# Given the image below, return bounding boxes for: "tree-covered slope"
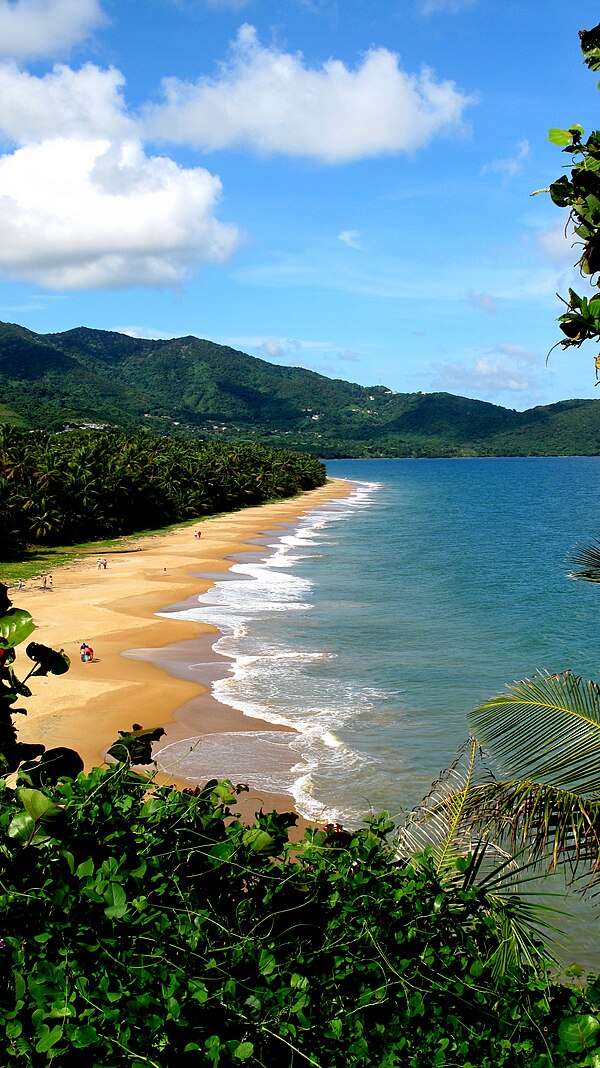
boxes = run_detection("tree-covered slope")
[2,320,600,456]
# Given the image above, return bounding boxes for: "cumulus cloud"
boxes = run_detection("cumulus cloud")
[145,23,474,163]
[467,290,497,314]
[0,0,106,60]
[337,229,362,249]
[481,139,530,178]
[0,137,239,288]
[0,60,240,289]
[0,62,132,144]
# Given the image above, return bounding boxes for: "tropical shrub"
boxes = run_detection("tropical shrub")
[3,768,600,1068]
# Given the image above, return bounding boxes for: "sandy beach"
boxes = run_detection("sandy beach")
[9,478,351,821]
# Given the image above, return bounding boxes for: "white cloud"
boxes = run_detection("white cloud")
[0,61,240,289]
[421,0,476,14]
[145,23,474,163]
[260,337,301,359]
[534,219,578,264]
[430,342,546,400]
[337,229,362,249]
[481,139,530,178]
[0,0,106,60]
[118,326,184,340]
[435,356,532,395]
[0,137,239,288]
[0,62,132,144]
[338,349,360,362]
[495,342,543,365]
[467,290,497,314]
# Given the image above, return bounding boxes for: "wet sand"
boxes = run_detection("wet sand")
[11,479,351,822]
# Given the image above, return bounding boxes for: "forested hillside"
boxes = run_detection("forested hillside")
[2,320,600,456]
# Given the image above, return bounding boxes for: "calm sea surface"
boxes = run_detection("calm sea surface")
[155,456,600,966]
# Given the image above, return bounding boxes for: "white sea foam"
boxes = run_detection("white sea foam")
[153,478,383,822]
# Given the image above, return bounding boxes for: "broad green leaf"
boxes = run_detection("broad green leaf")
[25,642,70,676]
[17,788,62,822]
[0,609,34,649]
[559,1015,600,1052]
[259,949,276,976]
[7,812,35,840]
[72,1025,98,1048]
[35,1025,63,1053]
[242,827,276,853]
[75,857,95,879]
[549,127,574,146]
[103,882,127,919]
[233,1042,254,1061]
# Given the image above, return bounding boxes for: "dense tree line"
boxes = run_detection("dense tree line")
[0,425,326,557]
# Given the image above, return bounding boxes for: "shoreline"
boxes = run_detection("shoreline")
[11,478,352,822]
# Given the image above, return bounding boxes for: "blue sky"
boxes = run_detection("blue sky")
[0,0,599,410]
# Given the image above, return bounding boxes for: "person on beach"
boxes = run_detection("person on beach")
[41,576,47,590]
[80,643,93,663]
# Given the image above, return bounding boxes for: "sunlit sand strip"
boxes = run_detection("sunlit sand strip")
[11,479,351,820]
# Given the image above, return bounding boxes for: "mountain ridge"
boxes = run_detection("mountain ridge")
[1,320,599,457]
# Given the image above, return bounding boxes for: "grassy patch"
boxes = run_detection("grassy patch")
[0,519,201,586]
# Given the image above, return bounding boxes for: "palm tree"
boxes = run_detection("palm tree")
[462,671,600,888]
[432,539,600,895]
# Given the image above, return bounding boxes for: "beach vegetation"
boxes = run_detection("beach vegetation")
[4,759,600,1068]
[543,23,600,374]
[0,425,326,559]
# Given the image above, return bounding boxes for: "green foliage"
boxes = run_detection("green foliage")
[1,767,599,1068]
[0,425,326,554]
[546,24,600,372]
[0,588,77,778]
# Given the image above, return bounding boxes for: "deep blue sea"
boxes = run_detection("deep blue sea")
[154,456,600,966]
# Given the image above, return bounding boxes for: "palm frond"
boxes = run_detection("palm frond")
[569,536,600,582]
[458,778,600,881]
[467,671,600,797]
[395,739,500,866]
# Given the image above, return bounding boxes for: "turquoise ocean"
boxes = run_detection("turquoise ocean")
[156,456,600,821]
[154,456,600,966]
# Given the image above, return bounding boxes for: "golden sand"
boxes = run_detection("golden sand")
[11,479,351,820]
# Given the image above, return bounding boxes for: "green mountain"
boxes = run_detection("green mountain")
[1,319,600,457]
